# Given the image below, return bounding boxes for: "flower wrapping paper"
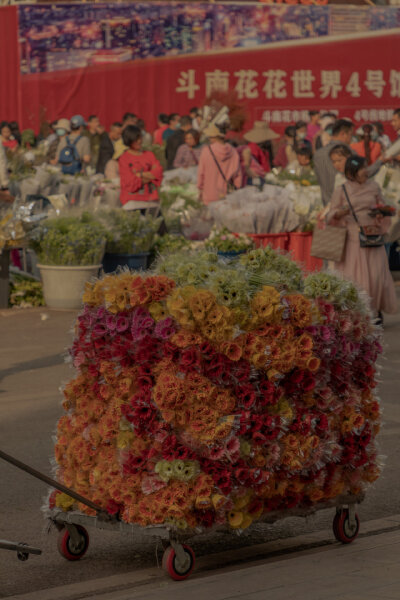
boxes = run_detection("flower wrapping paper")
[51,249,383,532]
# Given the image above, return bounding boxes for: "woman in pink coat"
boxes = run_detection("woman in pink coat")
[327,155,397,323]
[197,124,242,205]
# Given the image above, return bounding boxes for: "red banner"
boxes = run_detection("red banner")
[18,32,400,133]
[0,7,21,124]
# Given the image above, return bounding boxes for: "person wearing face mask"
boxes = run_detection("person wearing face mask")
[351,124,381,166]
[327,155,397,323]
[295,121,312,151]
[48,118,70,164]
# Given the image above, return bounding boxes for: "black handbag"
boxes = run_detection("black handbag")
[342,184,385,248]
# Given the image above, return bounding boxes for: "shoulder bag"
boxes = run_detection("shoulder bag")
[310,221,347,263]
[310,200,347,263]
[342,184,385,248]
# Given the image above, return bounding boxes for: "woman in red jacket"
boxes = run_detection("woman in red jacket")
[119,125,163,206]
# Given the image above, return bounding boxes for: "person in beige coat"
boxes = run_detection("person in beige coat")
[327,155,397,323]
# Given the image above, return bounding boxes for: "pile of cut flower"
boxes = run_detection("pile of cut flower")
[51,247,382,532]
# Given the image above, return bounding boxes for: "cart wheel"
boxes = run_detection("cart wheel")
[162,544,195,581]
[57,525,89,560]
[17,544,29,562]
[333,509,360,544]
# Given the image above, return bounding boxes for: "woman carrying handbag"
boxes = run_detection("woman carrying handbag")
[327,155,397,324]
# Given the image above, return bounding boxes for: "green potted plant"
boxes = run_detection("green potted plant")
[100,209,162,273]
[30,212,106,309]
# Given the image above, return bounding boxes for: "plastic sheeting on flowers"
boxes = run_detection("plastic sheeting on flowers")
[209,185,300,234]
[162,167,198,186]
[50,247,383,532]
[0,196,50,253]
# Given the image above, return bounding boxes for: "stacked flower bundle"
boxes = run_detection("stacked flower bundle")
[52,248,382,532]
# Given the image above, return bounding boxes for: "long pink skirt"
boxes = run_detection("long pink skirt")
[335,236,398,314]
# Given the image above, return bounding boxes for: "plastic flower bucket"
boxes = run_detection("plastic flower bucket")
[102,252,151,273]
[38,264,101,309]
[288,232,322,272]
[248,233,289,251]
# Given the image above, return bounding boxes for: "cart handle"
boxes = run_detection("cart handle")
[0,539,42,557]
[0,448,114,520]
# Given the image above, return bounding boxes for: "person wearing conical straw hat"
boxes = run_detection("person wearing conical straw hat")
[241,121,279,183]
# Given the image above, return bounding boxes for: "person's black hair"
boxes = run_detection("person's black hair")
[0,121,10,131]
[9,121,20,132]
[373,121,384,136]
[137,118,145,130]
[158,113,169,125]
[329,143,352,158]
[332,119,353,137]
[360,124,373,165]
[111,121,123,128]
[296,145,312,159]
[50,120,58,129]
[295,120,307,130]
[285,125,297,138]
[87,115,97,122]
[216,122,230,136]
[259,140,274,169]
[189,107,198,115]
[185,128,200,145]
[309,110,319,117]
[122,112,137,123]
[393,108,400,118]
[71,124,80,132]
[344,155,366,181]
[168,113,179,124]
[180,115,192,128]
[122,125,142,148]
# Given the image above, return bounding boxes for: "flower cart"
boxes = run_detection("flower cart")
[3,247,382,581]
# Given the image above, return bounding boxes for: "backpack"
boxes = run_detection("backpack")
[59,136,82,175]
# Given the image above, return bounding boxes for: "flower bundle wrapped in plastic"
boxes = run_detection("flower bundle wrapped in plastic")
[205,227,254,254]
[51,248,383,532]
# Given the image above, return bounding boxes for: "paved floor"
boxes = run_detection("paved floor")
[7,519,400,600]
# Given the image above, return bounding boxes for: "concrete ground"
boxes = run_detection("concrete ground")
[0,298,400,599]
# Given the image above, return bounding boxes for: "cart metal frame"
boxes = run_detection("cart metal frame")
[0,447,363,578]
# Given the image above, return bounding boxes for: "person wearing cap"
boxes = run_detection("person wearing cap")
[242,121,279,181]
[56,115,91,168]
[197,123,242,205]
[48,118,70,164]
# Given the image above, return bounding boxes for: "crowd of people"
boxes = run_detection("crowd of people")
[0,106,399,322]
